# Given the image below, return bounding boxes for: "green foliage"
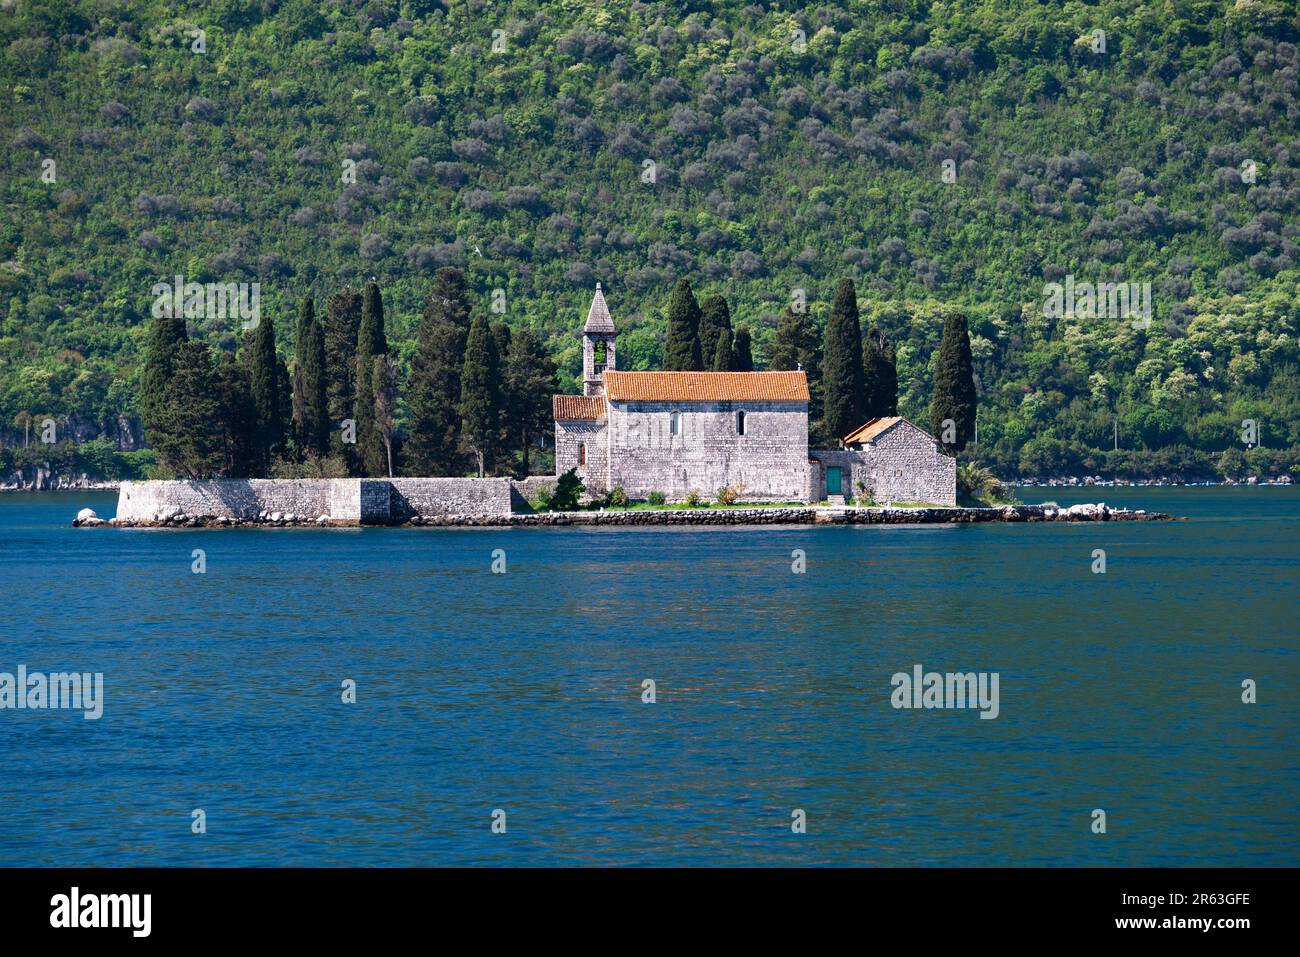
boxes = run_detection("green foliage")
[503,327,557,476]
[684,489,702,507]
[732,327,754,372]
[458,311,501,476]
[354,282,388,476]
[664,279,703,371]
[551,467,584,511]
[249,311,287,472]
[931,313,977,454]
[646,490,666,506]
[605,485,629,507]
[405,268,472,475]
[2,2,1300,480]
[863,327,898,417]
[293,297,329,457]
[698,295,732,372]
[822,277,865,441]
[150,341,224,478]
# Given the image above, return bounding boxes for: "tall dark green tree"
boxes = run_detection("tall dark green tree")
[863,326,898,417]
[151,341,224,478]
[139,306,188,438]
[732,326,754,372]
[323,286,362,458]
[458,311,501,477]
[698,295,732,370]
[406,268,473,475]
[663,279,703,371]
[712,324,734,371]
[504,328,558,476]
[212,351,255,476]
[249,312,288,472]
[767,304,823,425]
[821,277,865,442]
[354,282,388,476]
[930,312,978,453]
[292,297,329,457]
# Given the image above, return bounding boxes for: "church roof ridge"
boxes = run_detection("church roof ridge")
[603,370,810,403]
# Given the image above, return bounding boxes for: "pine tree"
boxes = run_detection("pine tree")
[712,324,733,371]
[698,295,732,370]
[151,341,224,479]
[354,282,388,476]
[504,328,558,476]
[406,268,473,475]
[821,277,865,442]
[323,286,362,458]
[139,306,188,439]
[663,279,703,371]
[249,311,287,473]
[930,312,977,454]
[732,326,754,372]
[292,297,329,457]
[458,312,501,477]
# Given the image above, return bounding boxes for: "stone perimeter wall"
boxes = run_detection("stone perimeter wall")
[116,478,512,524]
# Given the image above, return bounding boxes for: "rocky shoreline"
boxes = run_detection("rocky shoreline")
[75,502,1173,528]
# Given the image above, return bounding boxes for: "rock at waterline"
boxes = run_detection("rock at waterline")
[73,507,103,527]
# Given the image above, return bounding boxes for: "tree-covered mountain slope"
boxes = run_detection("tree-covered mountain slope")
[2,0,1298,478]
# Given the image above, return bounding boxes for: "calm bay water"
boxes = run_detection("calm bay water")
[0,487,1295,866]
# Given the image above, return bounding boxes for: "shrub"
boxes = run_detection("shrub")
[606,486,629,507]
[647,490,666,506]
[550,468,584,510]
[684,489,702,507]
[716,483,744,505]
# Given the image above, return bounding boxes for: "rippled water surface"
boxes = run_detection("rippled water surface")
[1,487,1295,866]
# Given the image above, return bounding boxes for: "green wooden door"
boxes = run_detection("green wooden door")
[826,466,842,495]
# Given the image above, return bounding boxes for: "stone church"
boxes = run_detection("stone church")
[553,286,955,505]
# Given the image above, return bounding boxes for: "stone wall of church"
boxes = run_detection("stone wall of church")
[605,401,809,501]
[555,420,609,493]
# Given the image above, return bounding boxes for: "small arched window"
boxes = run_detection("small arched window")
[593,339,607,363]
[736,410,747,435]
[669,411,681,436]
[578,442,587,466]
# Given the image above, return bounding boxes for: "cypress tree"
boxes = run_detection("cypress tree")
[458,312,501,477]
[874,329,898,416]
[297,297,327,457]
[152,341,224,479]
[323,286,362,457]
[249,311,287,473]
[767,305,823,424]
[663,279,703,371]
[406,268,473,475]
[698,295,732,370]
[504,328,558,476]
[139,306,188,438]
[821,277,865,442]
[712,324,734,371]
[292,297,329,457]
[354,282,388,476]
[861,326,882,417]
[212,351,255,477]
[732,326,754,372]
[930,312,977,453]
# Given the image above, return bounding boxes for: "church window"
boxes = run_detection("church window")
[736,410,747,435]
[579,443,587,465]
[669,411,681,436]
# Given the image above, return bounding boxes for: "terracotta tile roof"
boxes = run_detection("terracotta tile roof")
[583,284,615,334]
[553,394,606,421]
[843,416,904,445]
[603,370,810,403]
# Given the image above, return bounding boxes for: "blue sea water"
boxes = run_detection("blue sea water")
[0,487,1295,866]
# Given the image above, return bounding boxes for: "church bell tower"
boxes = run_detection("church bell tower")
[582,283,616,396]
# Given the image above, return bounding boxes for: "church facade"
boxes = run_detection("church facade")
[553,286,955,506]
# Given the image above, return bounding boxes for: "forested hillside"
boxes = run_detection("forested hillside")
[2,0,1299,480]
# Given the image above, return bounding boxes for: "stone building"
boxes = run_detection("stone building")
[808,417,956,505]
[553,286,955,505]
